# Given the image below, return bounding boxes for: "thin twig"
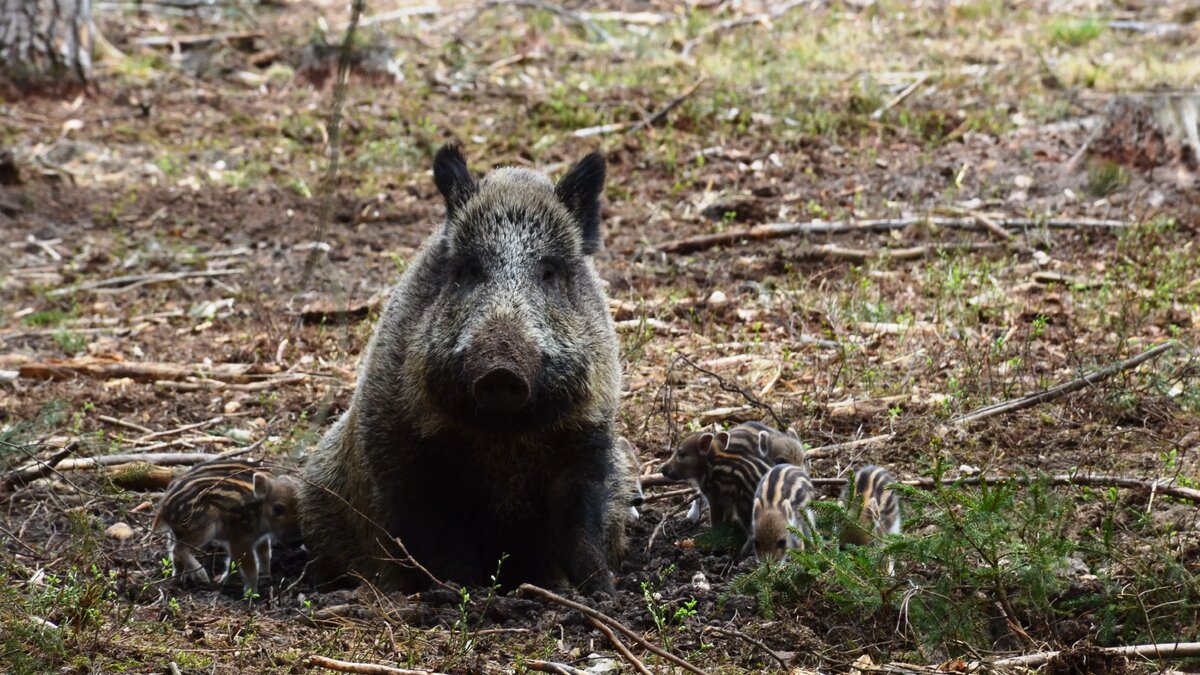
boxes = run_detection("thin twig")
[703,625,789,669]
[681,0,808,58]
[96,415,155,435]
[524,660,589,675]
[1,444,75,490]
[588,617,652,675]
[953,341,1176,424]
[654,216,1130,254]
[870,73,929,120]
[299,0,365,291]
[517,584,709,675]
[806,341,1177,460]
[481,0,615,44]
[307,655,449,675]
[626,76,707,134]
[47,269,244,297]
[671,353,786,429]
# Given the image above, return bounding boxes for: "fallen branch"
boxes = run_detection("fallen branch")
[703,625,789,669]
[47,269,244,297]
[8,453,221,481]
[1,444,74,490]
[681,0,808,58]
[808,473,1200,505]
[805,341,1177,460]
[307,655,449,675]
[12,356,281,384]
[654,216,1130,254]
[524,660,589,675]
[952,341,1177,424]
[587,617,652,675]
[985,641,1200,669]
[516,584,709,675]
[132,31,263,47]
[104,462,178,490]
[627,76,708,134]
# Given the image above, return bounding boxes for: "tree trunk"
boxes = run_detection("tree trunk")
[0,0,93,85]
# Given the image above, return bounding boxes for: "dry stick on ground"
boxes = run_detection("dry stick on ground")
[7,453,221,481]
[626,75,708,134]
[985,641,1200,669]
[654,216,1130,254]
[870,73,929,120]
[1,444,75,490]
[808,473,1200,505]
[703,625,789,669]
[307,655,449,675]
[805,340,1177,460]
[671,353,787,429]
[154,374,310,392]
[523,660,590,675]
[681,0,809,58]
[969,210,1015,241]
[47,269,244,297]
[517,584,710,675]
[952,340,1177,424]
[482,0,615,44]
[12,358,281,384]
[587,616,653,675]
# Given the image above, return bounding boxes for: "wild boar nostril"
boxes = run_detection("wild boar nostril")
[472,367,530,413]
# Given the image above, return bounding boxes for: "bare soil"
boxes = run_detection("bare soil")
[2,0,1199,673]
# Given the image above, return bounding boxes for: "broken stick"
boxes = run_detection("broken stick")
[655,216,1129,255]
[517,584,709,675]
[985,641,1200,669]
[587,616,652,675]
[307,655,448,675]
[807,473,1200,505]
[805,340,1177,460]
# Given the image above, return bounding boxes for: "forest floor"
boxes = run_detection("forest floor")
[2,0,1200,673]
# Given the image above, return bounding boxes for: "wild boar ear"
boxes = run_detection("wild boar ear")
[252,473,271,499]
[786,427,801,442]
[697,432,716,458]
[554,151,605,255]
[433,144,477,220]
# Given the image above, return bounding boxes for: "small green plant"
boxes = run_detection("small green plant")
[1087,160,1129,197]
[640,565,698,655]
[1049,18,1104,47]
[51,330,87,356]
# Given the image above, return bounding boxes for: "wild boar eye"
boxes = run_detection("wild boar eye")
[777,538,787,549]
[538,261,561,288]
[456,261,484,286]
[271,504,287,518]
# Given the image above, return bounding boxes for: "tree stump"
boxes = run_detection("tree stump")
[0,0,94,87]
[1087,93,1200,171]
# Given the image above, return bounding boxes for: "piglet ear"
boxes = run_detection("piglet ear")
[433,144,477,220]
[698,432,716,458]
[554,152,605,255]
[715,431,731,451]
[252,472,271,499]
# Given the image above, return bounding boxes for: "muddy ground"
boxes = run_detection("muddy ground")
[2,0,1199,673]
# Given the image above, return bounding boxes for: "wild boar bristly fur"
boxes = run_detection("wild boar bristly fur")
[300,146,627,595]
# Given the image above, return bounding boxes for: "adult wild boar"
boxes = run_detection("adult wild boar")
[300,146,632,594]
